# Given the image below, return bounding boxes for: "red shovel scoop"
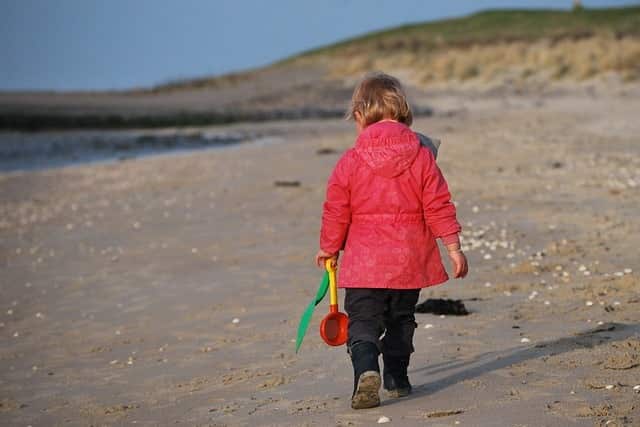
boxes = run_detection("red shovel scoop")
[319,259,349,346]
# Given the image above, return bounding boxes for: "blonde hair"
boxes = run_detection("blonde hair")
[347,72,413,127]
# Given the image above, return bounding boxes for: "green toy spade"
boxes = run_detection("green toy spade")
[295,270,329,353]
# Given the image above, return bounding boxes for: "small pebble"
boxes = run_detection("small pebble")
[484,282,492,288]
[624,268,632,274]
[377,416,391,424]
[520,337,530,343]
[544,300,550,305]
[633,385,640,392]
[483,254,492,260]
[605,384,614,390]
[585,301,594,306]
[35,312,43,319]
[423,324,434,329]
[232,318,240,324]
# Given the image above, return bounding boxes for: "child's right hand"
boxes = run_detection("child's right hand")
[315,249,338,269]
[447,250,468,279]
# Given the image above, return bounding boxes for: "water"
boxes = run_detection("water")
[0,129,259,173]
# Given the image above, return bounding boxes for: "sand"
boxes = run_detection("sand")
[1,90,639,426]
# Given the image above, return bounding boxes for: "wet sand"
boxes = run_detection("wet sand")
[1,91,639,426]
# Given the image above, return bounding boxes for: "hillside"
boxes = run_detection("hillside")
[163,6,640,91]
[1,6,639,130]
[296,7,640,56]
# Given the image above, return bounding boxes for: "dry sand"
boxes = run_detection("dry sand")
[1,90,639,426]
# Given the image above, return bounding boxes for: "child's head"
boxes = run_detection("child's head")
[348,72,413,130]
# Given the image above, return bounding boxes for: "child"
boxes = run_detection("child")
[315,72,468,409]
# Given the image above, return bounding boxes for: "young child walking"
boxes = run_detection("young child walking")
[315,72,468,409]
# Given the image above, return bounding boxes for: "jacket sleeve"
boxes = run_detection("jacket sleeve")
[320,153,352,254]
[422,149,462,238]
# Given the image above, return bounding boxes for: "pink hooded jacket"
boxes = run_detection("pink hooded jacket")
[320,120,461,289]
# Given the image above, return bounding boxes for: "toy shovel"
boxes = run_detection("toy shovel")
[319,259,348,346]
[295,269,329,353]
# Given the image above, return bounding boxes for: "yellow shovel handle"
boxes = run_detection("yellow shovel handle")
[325,259,338,307]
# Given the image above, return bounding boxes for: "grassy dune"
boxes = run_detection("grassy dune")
[323,34,640,85]
[290,7,640,85]
[296,7,640,56]
[155,7,640,93]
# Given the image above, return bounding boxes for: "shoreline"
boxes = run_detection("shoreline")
[2,78,638,132]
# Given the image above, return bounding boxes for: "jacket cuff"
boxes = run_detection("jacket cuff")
[320,221,349,254]
[440,233,460,246]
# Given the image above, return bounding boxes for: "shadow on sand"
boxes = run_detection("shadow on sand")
[405,322,639,400]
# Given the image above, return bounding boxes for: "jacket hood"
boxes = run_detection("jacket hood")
[354,121,420,178]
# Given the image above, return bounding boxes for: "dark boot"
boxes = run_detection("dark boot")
[383,355,411,397]
[349,341,381,409]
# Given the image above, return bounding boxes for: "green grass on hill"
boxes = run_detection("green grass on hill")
[291,6,640,58]
[155,6,640,91]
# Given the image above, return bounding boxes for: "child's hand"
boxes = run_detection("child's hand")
[315,249,338,269]
[447,249,468,279]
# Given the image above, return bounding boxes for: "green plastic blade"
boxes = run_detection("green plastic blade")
[295,272,329,353]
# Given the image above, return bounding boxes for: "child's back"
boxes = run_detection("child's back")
[322,120,459,289]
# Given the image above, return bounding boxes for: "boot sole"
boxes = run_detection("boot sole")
[351,371,381,409]
[384,388,411,398]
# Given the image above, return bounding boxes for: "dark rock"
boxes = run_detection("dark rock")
[316,147,338,155]
[415,298,469,316]
[274,180,301,187]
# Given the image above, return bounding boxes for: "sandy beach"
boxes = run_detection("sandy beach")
[1,89,639,426]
